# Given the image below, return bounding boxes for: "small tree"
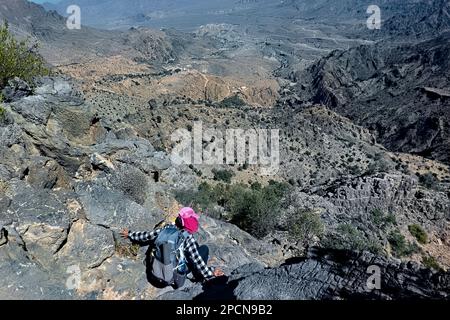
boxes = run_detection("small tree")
[289,209,324,246]
[212,168,234,183]
[0,22,49,88]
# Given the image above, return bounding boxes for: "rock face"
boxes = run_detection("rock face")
[232,248,450,300]
[157,247,450,300]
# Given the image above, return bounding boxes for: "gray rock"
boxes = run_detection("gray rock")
[1,77,32,102]
[0,227,72,300]
[0,250,73,299]
[5,183,71,229]
[24,157,71,190]
[233,248,450,300]
[34,77,78,99]
[10,95,52,125]
[0,227,7,246]
[0,164,13,181]
[75,182,161,231]
[56,220,115,270]
[0,124,23,148]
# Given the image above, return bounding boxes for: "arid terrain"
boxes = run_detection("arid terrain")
[0,0,449,299]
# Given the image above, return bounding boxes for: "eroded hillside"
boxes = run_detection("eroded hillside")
[1,0,449,300]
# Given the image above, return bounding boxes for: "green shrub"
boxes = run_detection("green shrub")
[370,209,397,228]
[174,180,289,238]
[422,255,443,272]
[228,181,289,238]
[418,172,439,190]
[388,230,420,257]
[0,107,5,122]
[384,213,397,226]
[408,224,428,244]
[289,209,324,245]
[370,208,384,225]
[212,168,234,183]
[321,224,382,254]
[219,95,246,108]
[174,182,223,213]
[0,22,49,88]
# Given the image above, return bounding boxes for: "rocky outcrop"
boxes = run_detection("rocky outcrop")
[158,247,450,300]
[232,248,450,300]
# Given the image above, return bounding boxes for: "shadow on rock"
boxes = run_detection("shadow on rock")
[193,276,238,301]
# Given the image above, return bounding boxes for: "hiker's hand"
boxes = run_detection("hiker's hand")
[120,228,129,239]
[214,268,224,277]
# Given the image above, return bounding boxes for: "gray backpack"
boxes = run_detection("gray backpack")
[151,225,189,287]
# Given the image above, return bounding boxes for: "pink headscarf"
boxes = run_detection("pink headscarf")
[178,207,200,234]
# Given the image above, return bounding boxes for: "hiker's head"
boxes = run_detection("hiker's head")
[175,207,199,234]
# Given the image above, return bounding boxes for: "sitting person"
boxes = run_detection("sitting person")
[120,207,224,289]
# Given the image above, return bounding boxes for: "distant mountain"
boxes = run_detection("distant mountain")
[0,0,176,65]
[44,0,281,30]
[43,0,450,35]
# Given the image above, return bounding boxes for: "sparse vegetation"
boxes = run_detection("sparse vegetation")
[0,94,5,122]
[219,95,246,108]
[0,180,8,193]
[366,153,391,174]
[0,109,5,123]
[212,168,234,183]
[388,230,420,257]
[418,172,439,190]
[289,209,324,245]
[321,224,382,254]
[408,224,428,244]
[370,209,397,228]
[422,255,443,271]
[115,243,140,258]
[0,22,49,88]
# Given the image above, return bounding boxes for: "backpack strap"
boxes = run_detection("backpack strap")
[174,230,190,272]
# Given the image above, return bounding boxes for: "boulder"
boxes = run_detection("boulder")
[56,220,115,270]
[1,77,32,102]
[75,182,161,231]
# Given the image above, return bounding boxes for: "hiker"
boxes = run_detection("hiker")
[120,207,224,289]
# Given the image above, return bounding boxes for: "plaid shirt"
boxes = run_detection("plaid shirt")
[128,225,215,280]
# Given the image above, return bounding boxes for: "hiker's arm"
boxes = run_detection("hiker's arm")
[185,238,215,280]
[126,228,161,243]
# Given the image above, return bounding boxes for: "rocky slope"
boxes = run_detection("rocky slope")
[0,77,284,299]
[1,0,450,300]
[1,77,449,299]
[290,29,450,165]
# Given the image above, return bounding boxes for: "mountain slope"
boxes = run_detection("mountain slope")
[294,32,450,164]
[0,0,176,65]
